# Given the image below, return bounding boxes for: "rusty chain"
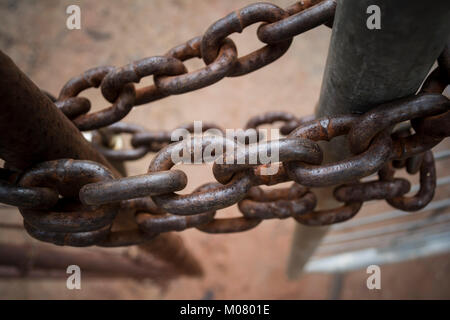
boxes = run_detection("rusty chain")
[54,0,335,131]
[0,0,449,247]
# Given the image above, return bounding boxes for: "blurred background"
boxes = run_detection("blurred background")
[0,0,449,299]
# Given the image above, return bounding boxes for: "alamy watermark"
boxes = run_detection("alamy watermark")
[366,265,381,290]
[66,265,81,290]
[366,5,381,30]
[66,5,81,30]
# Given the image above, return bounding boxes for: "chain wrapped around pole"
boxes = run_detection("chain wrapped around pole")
[0,0,449,247]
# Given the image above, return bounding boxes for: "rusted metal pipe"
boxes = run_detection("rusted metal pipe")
[0,52,117,173]
[0,50,202,277]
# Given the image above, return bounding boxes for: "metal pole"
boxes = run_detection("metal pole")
[288,0,450,279]
[0,52,116,173]
[0,50,202,277]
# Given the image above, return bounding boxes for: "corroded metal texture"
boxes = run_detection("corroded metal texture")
[156,38,237,95]
[80,170,188,205]
[334,179,411,203]
[201,3,291,76]
[0,51,115,172]
[194,183,261,234]
[294,202,362,226]
[257,0,336,44]
[213,138,323,184]
[349,94,450,154]
[380,151,436,211]
[239,184,316,220]
[0,167,58,209]
[18,160,118,246]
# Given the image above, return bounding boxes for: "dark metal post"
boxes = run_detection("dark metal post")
[288,0,450,278]
[0,50,202,277]
[0,52,116,173]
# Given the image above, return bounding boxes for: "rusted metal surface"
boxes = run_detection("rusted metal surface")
[201,3,292,77]
[189,183,260,234]
[59,66,136,131]
[0,52,115,172]
[80,170,188,205]
[156,38,237,95]
[334,179,411,203]
[54,97,91,120]
[213,137,323,184]
[24,223,111,247]
[18,160,118,246]
[287,131,392,187]
[0,167,58,209]
[294,202,362,226]
[285,115,392,187]
[380,150,436,211]
[257,0,336,44]
[349,94,450,154]
[406,153,424,175]
[196,216,262,234]
[137,205,215,234]
[101,57,186,103]
[239,184,316,220]
[152,173,254,215]
[193,182,262,234]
